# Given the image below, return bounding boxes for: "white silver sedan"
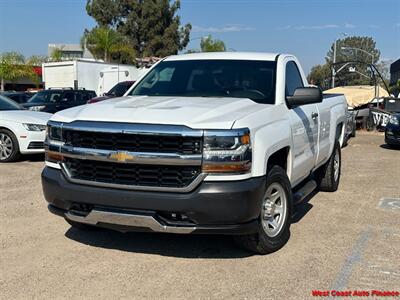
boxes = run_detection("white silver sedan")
[0,95,51,162]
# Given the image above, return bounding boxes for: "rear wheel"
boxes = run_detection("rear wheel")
[315,141,341,192]
[0,129,20,162]
[234,165,292,255]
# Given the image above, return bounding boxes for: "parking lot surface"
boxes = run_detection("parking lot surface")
[1,133,399,299]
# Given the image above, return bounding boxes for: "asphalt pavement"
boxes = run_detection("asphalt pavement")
[1,132,399,299]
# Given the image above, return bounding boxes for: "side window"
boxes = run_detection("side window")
[80,92,90,102]
[62,92,75,102]
[285,61,304,97]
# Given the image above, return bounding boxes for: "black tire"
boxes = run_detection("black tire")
[234,165,292,255]
[342,134,349,147]
[0,129,20,162]
[65,218,100,231]
[350,123,356,137]
[315,141,341,192]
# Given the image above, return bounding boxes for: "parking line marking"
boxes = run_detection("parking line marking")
[329,227,372,297]
[378,198,400,210]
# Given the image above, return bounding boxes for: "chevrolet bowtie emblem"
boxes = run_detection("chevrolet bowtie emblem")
[109,151,135,162]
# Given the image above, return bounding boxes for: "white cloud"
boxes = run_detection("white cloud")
[368,24,380,29]
[192,24,255,33]
[277,23,358,31]
[344,23,355,29]
[294,24,339,30]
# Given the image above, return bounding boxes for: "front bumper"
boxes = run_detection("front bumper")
[42,167,265,235]
[19,130,46,154]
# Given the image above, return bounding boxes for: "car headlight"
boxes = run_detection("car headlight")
[29,106,46,111]
[23,123,47,131]
[202,129,252,174]
[389,115,399,126]
[45,121,64,163]
[46,122,62,141]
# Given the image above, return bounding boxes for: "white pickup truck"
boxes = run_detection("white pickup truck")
[42,52,347,254]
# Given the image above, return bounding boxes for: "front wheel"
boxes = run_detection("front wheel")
[234,165,292,255]
[0,129,20,162]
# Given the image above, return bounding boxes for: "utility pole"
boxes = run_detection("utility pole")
[332,39,337,88]
[331,33,347,88]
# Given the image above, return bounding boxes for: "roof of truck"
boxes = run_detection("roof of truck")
[165,52,281,62]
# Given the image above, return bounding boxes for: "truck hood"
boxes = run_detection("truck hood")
[2,110,51,125]
[51,96,265,129]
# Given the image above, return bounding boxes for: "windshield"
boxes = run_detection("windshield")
[0,95,23,110]
[28,90,63,104]
[129,60,276,103]
[107,82,133,97]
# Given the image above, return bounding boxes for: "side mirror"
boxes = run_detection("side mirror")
[287,87,323,107]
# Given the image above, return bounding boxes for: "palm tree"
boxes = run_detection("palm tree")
[81,27,135,63]
[0,52,36,92]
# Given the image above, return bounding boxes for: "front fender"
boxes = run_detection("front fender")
[252,119,292,178]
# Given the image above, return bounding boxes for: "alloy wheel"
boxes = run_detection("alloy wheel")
[333,147,340,182]
[0,133,13,160]
[261,182,287,237]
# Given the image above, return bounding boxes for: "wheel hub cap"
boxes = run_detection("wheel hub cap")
[261,182,287,237]
[334,149,340,182]
[0,133,13,160]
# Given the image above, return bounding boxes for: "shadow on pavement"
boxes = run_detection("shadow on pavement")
[19,153,45,162]
[65,228,253,259]
[292,190,317,224]
[64,189,319,258]
[380,144,400,151]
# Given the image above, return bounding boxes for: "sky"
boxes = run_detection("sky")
[0,0,399,74]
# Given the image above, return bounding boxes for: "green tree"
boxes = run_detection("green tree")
[200,35,226,52]
[27,55,48,66]
[326,36,380,86]
[308,36,382,88]
[50,47,64,62]
[307,64,331,90]
[81,27,135,63]
[0,52,36,92]
[86,0,191,58]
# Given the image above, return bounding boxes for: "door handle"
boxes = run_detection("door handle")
[311,112,319,120]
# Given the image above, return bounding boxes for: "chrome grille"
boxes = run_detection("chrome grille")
[64,158,202,189]
[63,130,202,155]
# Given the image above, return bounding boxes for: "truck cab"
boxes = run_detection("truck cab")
[42,52,347,254]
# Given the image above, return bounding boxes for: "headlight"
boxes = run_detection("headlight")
[23,123,46,131]
[389,115,399,126]
[46,122,62,141]
[29,106,46,111]
[202,129,251,174]
[45,121,64,163]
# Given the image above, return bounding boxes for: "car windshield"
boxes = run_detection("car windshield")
[0,95,23,110]
[28,90,63,103]
[107,82,133,97]
[129,60,276,104]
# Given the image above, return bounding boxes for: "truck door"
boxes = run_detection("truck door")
[285,61,319,184]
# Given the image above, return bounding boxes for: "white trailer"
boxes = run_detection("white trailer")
[42,60,141,95]
[97,65,147,96]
